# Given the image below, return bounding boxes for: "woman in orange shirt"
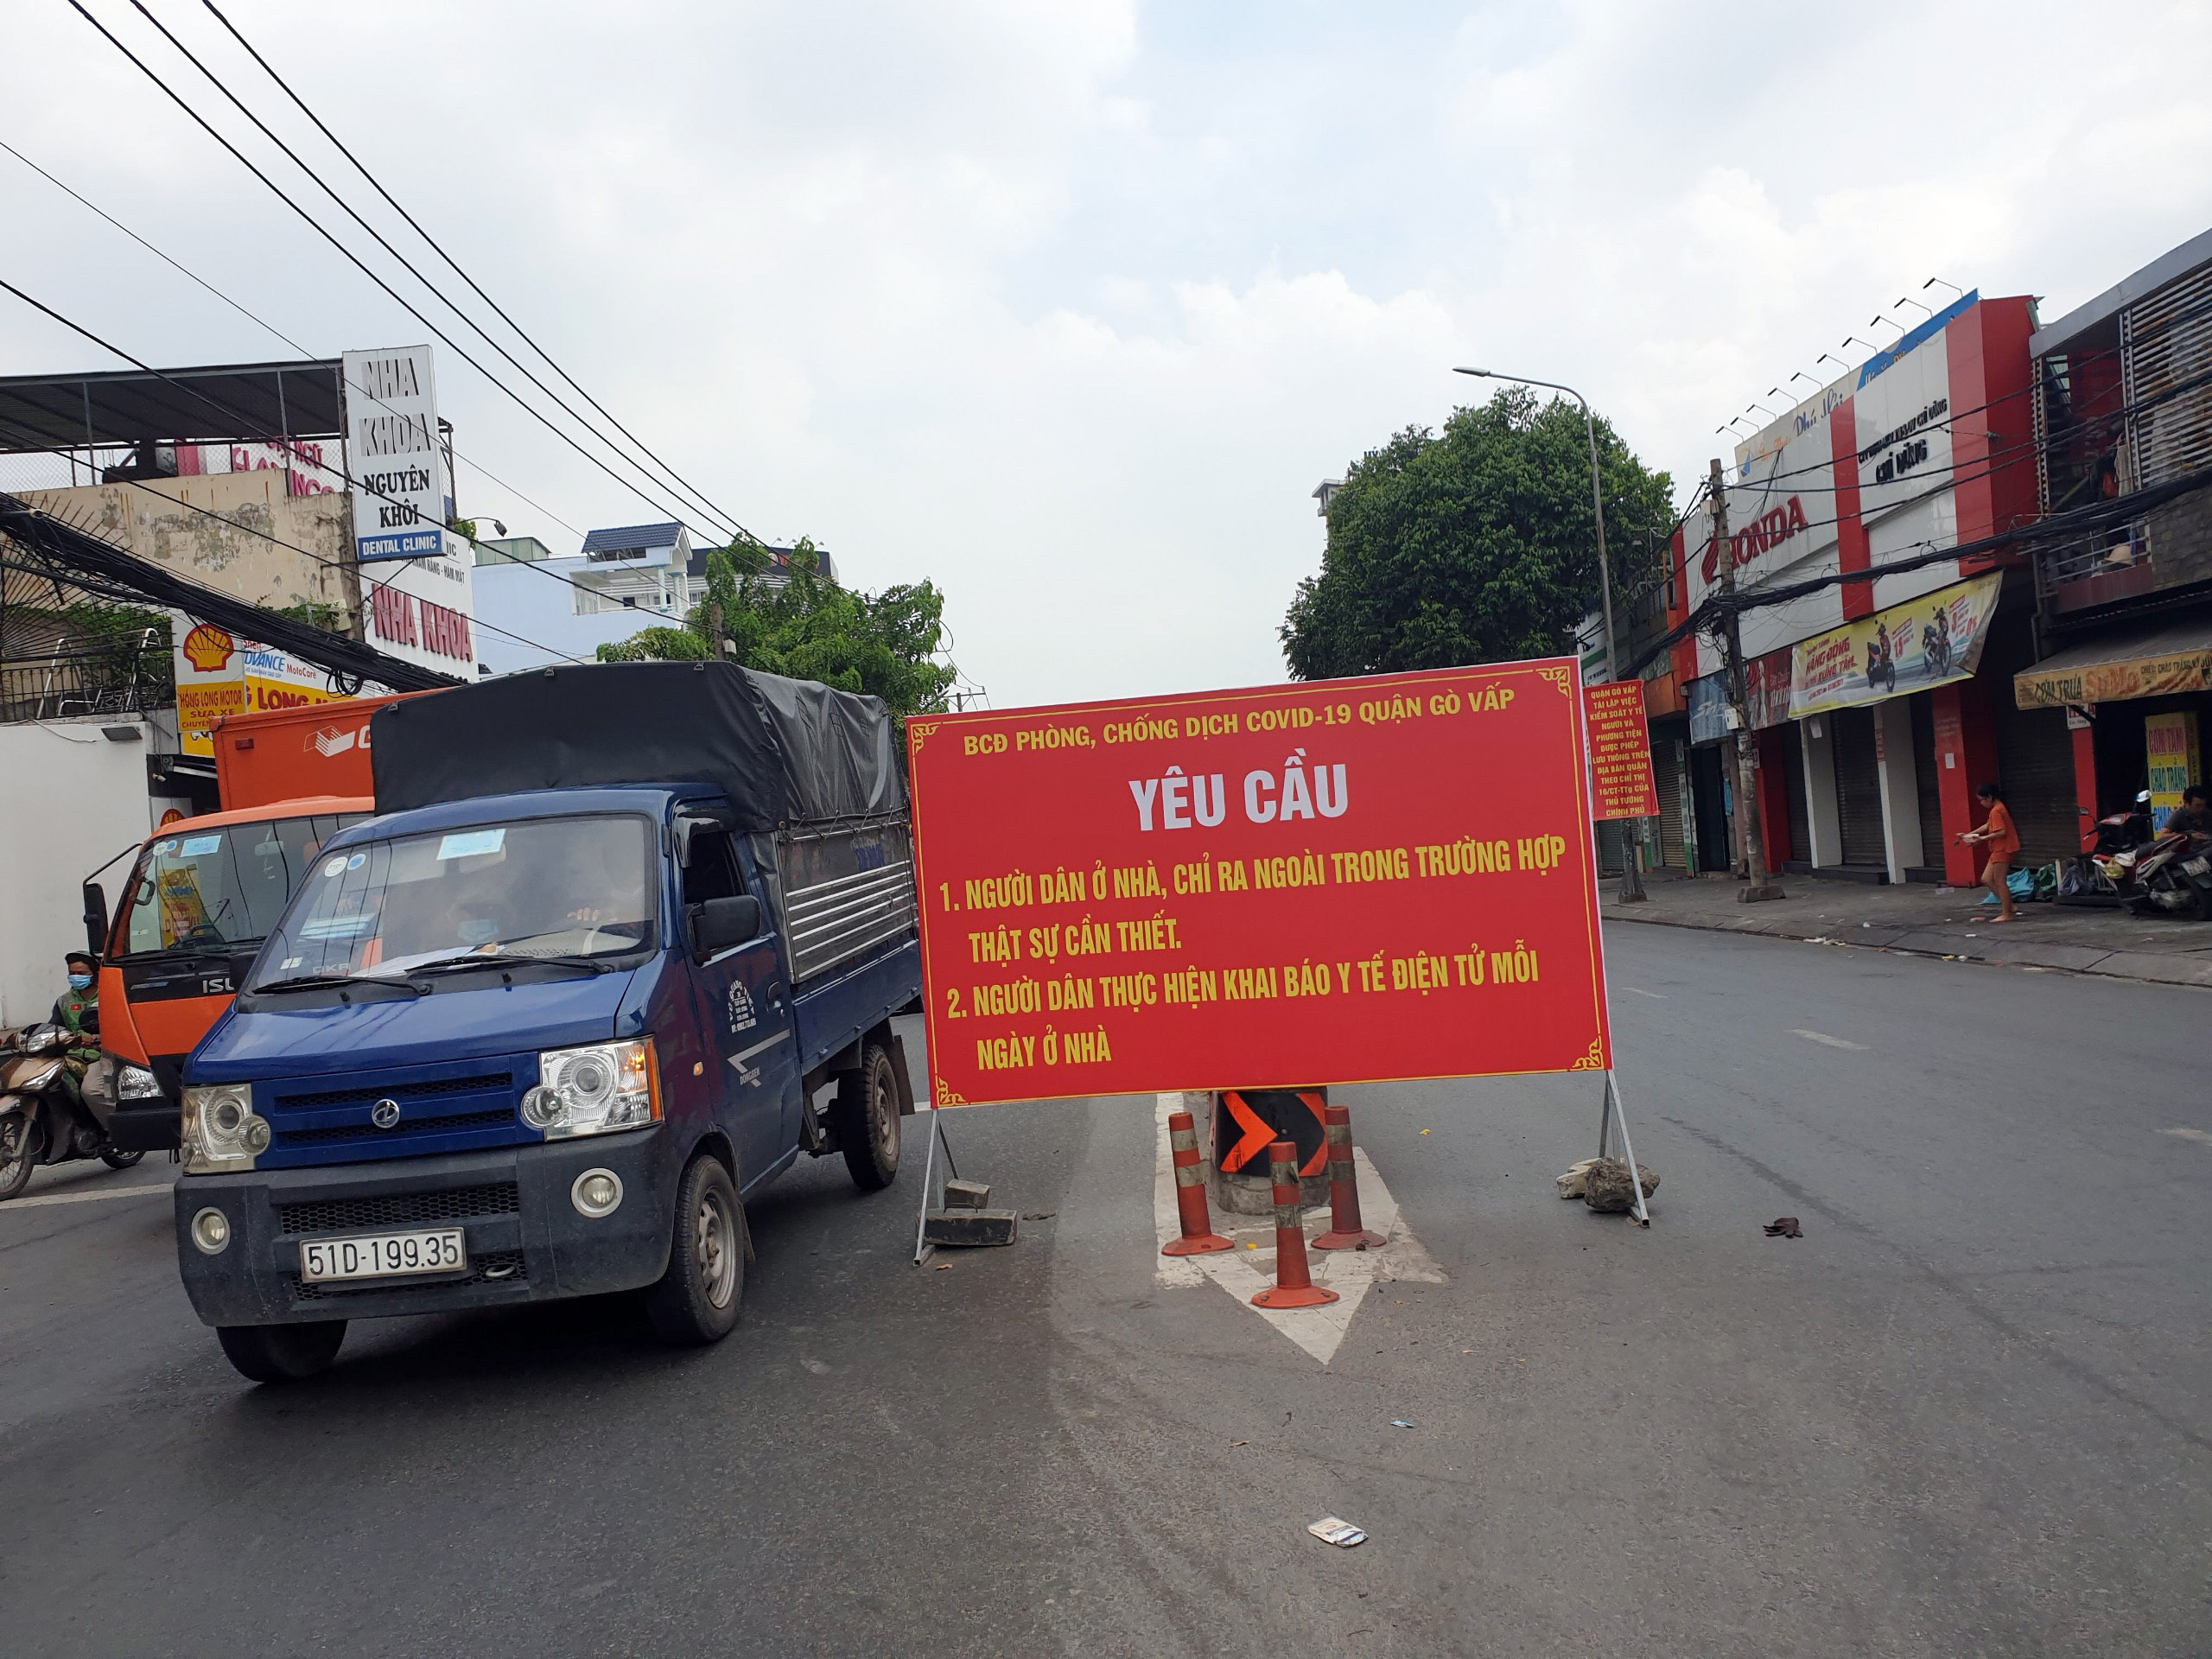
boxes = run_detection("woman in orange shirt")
[1959,781,2021,922]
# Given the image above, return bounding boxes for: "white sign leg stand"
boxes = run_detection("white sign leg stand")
[1597,1071,1651,1226]
[911,1109,957,1267]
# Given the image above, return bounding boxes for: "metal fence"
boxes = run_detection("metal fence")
[0,630,169,723]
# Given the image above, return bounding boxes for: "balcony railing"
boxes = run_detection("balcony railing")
[0,630,169,723]
[2035,523,2155,614]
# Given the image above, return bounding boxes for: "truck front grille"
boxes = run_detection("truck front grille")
[277,1181,521,1236]
[275,1109,514,1149]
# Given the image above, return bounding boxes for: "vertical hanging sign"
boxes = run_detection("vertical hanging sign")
[342,345,448,563]
[1582,680,1660,821]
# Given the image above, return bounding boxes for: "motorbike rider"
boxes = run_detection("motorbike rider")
[2165,785,2212,838]
[50,950,100,1102]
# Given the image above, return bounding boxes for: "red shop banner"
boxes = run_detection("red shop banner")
[1582,680,1660,821]
[906,659,1611,1107]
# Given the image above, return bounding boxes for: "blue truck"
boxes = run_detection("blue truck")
[172,662,922,1382]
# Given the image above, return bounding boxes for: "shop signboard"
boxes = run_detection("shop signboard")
[342,345,449,563]
[1788,572,2000,719]
[170,616,350,757]
[2146,711,2201,830]
[1583,681,1660,820]
[2015,641,2212,709]
[906,662,1611,1108]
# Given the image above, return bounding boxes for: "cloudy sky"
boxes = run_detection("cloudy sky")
[4,1,2209,704]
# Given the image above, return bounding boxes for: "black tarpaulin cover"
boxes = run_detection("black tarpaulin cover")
[370,660,905,830]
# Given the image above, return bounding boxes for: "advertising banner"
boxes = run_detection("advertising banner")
[342,345,448,563]
[1789,572,1999,719]
[2014,640,2212,709]
[1583,681,1659,821]
[170,616,349,756]
[2146,711,2201,831]
[906,661,1611,1108]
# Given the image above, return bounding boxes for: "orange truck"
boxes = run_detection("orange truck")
[82,693,432,1149]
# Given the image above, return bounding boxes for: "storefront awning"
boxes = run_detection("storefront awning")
[2014,614,2212,709]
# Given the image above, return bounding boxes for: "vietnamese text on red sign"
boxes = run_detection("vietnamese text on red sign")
[906,662,1611,1107]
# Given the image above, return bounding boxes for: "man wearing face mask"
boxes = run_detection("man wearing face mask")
[52,950,101,1096]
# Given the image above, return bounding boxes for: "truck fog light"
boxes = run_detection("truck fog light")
[189,1207,232,1254]
[571,1169,623,1218]
[521,1085,567,1130]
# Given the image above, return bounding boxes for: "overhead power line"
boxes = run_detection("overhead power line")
[194,0,746,550]
[0,135,581,538]
[117,0,743,543]
[67,0,742,546]
[0,490,461,690]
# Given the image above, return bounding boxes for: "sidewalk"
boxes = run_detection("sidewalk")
[1601,870,2212,988]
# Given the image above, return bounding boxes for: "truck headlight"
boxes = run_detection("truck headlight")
[181,1084,270,1173]
[84,1054,162,1115]
[523,1039,659,1139]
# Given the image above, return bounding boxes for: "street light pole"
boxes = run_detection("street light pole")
[1454,366,1645,901]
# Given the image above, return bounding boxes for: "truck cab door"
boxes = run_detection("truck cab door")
[680,822,798,1190]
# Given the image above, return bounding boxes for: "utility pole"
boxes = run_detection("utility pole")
[1710,457,1783,902]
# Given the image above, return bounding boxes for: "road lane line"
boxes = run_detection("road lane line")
[1622,987,1668,999]
[3,1184,170,1212]
[1792,1028,1866,1051]
[2160,1126,2212,1148]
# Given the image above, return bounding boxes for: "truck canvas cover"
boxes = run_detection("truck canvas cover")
[369,661,906,831]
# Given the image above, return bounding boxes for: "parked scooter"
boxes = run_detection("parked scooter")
[0,1022,144,1202]
[2059,791,2156,907]
[2124,830,2212,922]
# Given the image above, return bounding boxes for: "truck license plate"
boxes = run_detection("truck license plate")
[300,1229,466,1283]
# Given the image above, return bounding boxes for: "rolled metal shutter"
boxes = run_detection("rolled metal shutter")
[1651,727,1687,871]
[1832,708,1886,867]
[1911,694,1946,868]
[1992,699,2077,866]
[1783,721,1811,866]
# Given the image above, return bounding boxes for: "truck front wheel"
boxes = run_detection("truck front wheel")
[644,1154,745,1345]
[834,1041,901,1192]
[217,1320,346,1383]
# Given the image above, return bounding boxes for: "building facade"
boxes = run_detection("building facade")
[1660,289,2050,886]
[2012,227,2212,836]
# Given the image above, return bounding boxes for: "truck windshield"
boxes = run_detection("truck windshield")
[116,814,371,957]
[247,814,658,988]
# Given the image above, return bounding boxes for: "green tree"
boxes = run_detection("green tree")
[1281,388,1675,680]
[597,536,959,716]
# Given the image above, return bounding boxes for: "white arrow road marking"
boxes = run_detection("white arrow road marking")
[1792,1028,1866,1051]
[3,1183,169,1212]
[1151,1093,1443,1366]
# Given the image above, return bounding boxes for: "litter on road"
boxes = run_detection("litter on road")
[1307,1516,1367,1548]
[1764,1217,1804,1238]
[1389,1419,1414,1429]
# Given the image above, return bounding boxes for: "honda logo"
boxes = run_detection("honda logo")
[370,1098,402,1129]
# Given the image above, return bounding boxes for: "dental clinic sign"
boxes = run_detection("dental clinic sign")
[343,345,450,563]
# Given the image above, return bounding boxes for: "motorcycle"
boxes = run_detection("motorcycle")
[1865,632,1897,692]
[1922,620,1952,679]
[2124,830,2212,922]
[0,1022,144,1202]
[2058,792,2155,907]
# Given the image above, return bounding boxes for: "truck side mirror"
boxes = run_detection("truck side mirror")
[691,893,762,957]
[82,882,110,959]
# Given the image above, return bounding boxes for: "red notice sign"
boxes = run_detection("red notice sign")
[1582,680,1660,822]
[906,661,1611,1107]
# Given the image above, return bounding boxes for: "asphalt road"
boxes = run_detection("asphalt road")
[2,929,2208,1656]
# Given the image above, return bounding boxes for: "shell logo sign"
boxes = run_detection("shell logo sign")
[181,623,237,674]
